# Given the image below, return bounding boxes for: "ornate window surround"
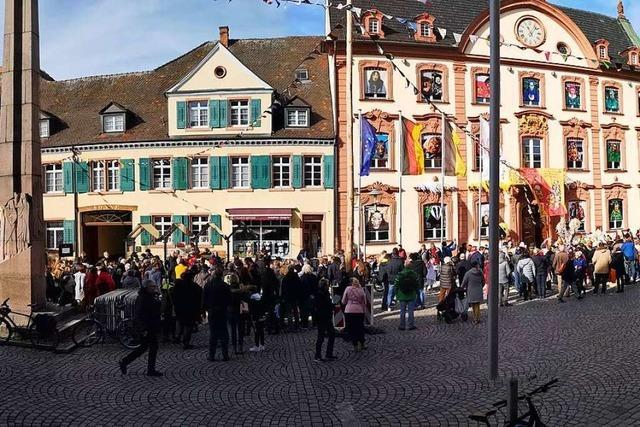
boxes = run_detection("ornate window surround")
[470,67,490,105]
[594,39,610,61]
[602,80,623,115]
[360,182,398,245]
[560,118,591,172]
[602,123,629,172]
[417,188,454,243]
[362,9,385,38]
[565,182,594,233]
[361,109,399,172]
[358,60,394,102]
[414,13,436,43]
[603,183,630,231]
[468,114,507,172]
[412,113,442,171]
[560,76,587,112]
[518,71,546,109]
[515,111,552,168]
[415,63,449,103]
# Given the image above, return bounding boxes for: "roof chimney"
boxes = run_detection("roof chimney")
[219,26,229,48]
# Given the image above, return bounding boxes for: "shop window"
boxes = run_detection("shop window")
[190,157,209,189]
[423,204,446,240]
[371,133,389,169]
[364,204,390,243]
[475,73,490,104]
[232,220,290,258]
[606,140,621,169]
[564,82,582,110]
[604,86,620,113]
[566,138,584,169]
[44,163,63,193]
[608,199,623,230]
[421,133,442,169]
[522,137,542,168]
[45,221,64,250]
[567,200,586,232]
[522,77,541,107]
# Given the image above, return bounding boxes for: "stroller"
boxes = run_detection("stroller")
[436,287,468,324]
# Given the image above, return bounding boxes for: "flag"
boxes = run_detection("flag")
[402,118,425,175]
[442,117,466,177]
[519,168,567,217]
[360,118,377,177]
[479,118,490,182]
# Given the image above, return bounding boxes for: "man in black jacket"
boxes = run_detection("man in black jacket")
[119,279,163,377]
[313,278,337,362]
[203,268,232,361]
[383,249,404,312]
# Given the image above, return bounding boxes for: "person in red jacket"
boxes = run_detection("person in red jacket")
[82,266,99,308]
[95,264,116,295]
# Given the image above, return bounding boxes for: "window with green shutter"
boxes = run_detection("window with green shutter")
[210,214,222,245]
[292,155,303,189]
[172,157,188,190]
[323,155,334,189]
[177,101,187,129]
[250,99,262,127]
[139,158,151,191]
[120,159,135,191]
[219,100,228,127]
[63,162,74,194]
[140,215,152,246]
[209,100,220,128]
[63,220,75,244]
[75,161,89,194]
[210,156,221,189]
[172,215,189,243]
[220,157,230,189]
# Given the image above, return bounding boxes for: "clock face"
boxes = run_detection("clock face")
[516,17,545,48]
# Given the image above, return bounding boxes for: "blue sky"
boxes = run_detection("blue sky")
[0,0,637,80]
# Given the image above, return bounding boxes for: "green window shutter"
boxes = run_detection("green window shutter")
[75,161,89,194]
[210,214,222,245]
[250,156,259,189]
[139,158,151,191]
[292,155,303,189]
[172,215,186,243]
[323,155,334,189]
[63,220,75,244]
[63,162,74,193]
[177,101,187,129]
[172,157,188,190]
[120,159,135,192]
[140,215,151,246]
[219,100,228,127]
[261,156,271,189]
[220,157,230,189]
[209,156,221,189]
[209,100,220,128]
[251,155,270,189]
[251,99,262,127]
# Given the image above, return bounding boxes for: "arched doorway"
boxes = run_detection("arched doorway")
[82,210,132,263]
[520,204,543,247]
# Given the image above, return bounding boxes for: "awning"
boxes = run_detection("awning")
[227,208,292,221]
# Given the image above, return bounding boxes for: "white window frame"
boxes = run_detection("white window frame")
[364,205,390,243]
[609,200,623,230]
[421,133,443,169]
[44,163,63,193]
[45,221,64,250]
[39,119,50,138]
[103,114,125,133]
[107,160,120,191]
[190,157,209,189]
[295,68,309,81]
[368,19,379,34]
[188,101,209,128]
[272,156,291,188]
[522,137,542,168]
[153,215,173,244]
[190,215,210,244]
[231,157,250,189]
[286,109,309,128]
[229,100,250,127]
[599,45,607,59]
[606,140,621,170]
[303,155,322,187]
[91,160,106,192]
[423,204,446,241]
[420,23,431,38]
[152,159,172,190]
[631,52,638,65]
[566,138,584,169]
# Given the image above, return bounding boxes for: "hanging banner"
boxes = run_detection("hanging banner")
[519,168,567,217]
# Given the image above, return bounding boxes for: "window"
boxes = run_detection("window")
[90,160,119,192]
[564,82,581,110]
[44,163,63,193]
[103,114,125,132]
[599,45,607,59]
[91,160,105,192]
[475,73,490,103]
[420,23,431,38]
[368,19,379,34]
[229,100,250,126]
[364,67,387,99]
[606,140,621,169]
[423,204,446,240]
[188,101,208,128]
[522,77,541,107]
[522,137,542,168]
[153,159,171,189]
[568,200,586,233]
[40,119,50,138]
[107,160,119,191]
[295,68,309,81]
[190,215,210,244]
[421,134,442,168]
[631,52,638,65]
[231,157,250,188]
[566,138,584,169]
[190,157,209,189]
[557,42,571,56]
[286,109,309,127]
[232,219,290,257]
[473,140,482,171]
[609,199,623,230]
[303,156,322,187]
[153,215,172,244]
[371,133,389,169]
[45,221,64,250]
[214,66,227,79]
[420,70,444,101]
[364,204,390,242]
[479,203,490,238]
[272,156,291,188]
[604,87,620,113]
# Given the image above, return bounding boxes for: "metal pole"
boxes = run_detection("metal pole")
[488,0,501,380]
[345,0,354,270]
[71,146,80,261]
[357,110,362,260]
[507,378,518,423]
[398,110,403,247]
[440,113,445,246]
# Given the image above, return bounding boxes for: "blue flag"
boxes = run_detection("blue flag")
[360,119,377,176]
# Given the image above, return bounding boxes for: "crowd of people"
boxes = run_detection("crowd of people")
[44,228,640,376]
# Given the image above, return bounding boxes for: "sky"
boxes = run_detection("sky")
[0,0,638,80]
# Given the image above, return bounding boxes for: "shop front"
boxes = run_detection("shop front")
[228,208,292,258]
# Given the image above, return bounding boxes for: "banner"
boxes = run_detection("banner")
[479,118,490,182]
[360,118,377,177]
[519,168,567,217]
[402,118,425,175]
[442,117,466,177]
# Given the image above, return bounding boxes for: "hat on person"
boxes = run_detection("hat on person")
[444,256,451,264]
[519,242,527,249]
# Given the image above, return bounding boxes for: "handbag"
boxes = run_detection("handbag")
[609,269,617,284]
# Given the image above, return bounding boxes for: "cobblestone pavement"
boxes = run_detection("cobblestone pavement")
[2,283,640,426]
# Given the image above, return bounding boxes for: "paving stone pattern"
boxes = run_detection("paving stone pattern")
[2,285,640,426]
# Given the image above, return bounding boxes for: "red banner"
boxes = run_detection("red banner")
[519,168,567,217]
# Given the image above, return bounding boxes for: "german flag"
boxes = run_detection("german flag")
[402,118,425,175]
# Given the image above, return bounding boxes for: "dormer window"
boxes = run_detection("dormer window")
[599,46,607,58]
[362,10,385,38]
[420,24,431,38]
[368,19,379,34]
[39,118,50,138]
[295,68,309,82]
[99,102,128,133]
[414,13,436,43]
[286,109,309,128]
[594,39,610,61]
[631,52,638,65]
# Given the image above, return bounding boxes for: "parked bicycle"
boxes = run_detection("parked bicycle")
[72,302,140,350]
[0,298,60,350]
[468,378,558,427]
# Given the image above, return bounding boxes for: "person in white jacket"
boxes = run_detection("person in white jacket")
[516,251,536,301]
[73,264,86,303]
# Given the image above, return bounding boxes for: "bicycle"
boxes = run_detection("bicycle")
[71,302,141,350]
[469,378,558,427]
[0,298,61,350]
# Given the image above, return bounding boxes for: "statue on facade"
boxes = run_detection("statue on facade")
[0,193,31,262]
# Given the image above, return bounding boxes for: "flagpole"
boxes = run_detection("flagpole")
[398,110,403,248]
[440,113,446,246]
[358,110,364,261]
[345,0,354,271]
[478,142,483,246]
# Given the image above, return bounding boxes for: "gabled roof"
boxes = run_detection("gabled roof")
[99,102,128,115]
[40,36,334,147]
[286,96,312,108]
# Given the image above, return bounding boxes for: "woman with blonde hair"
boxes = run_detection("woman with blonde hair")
[341,277,367,351]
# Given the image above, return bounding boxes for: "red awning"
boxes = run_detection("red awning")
[227,208,292,221]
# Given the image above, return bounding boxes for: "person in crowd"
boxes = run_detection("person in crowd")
[248,287,267,352]
[621,235,637,285]
[83,266,99,308]
[281,265,302,330]
[203,268,231,361]
[611,246,626,293]
[532,248,549,300]
[592,242,611,295]
[300,263,319,329]
[227,273,247,354]
[462,260,485,325]
[122,269,141,289]
[498,251,512,306]
[260,258,280,334]
[174,258,188,281]
[408,253,426,309]
[438,256,456,303]
[143,261,163,288]
[553,245,570,300]
[456,253,471,287]
[313,278,337,362]
[341,277,366,351]
[573,251,588,297]
[73,264,86,304]
[173,268,202,350]
[559,251,578,303]
[395,262,421,331]
[516,251,536,301]
[383,249,404,312]
[95,264,116,296]
[119,279,163,377]
[327,256,343,287]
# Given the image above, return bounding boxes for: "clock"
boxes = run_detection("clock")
[515,16,545,48]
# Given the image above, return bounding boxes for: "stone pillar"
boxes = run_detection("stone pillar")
[0,0,45,313]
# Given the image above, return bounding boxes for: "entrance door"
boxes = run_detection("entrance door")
[82,210,133,263]
[520,205,543,247]
[302,221,322,257]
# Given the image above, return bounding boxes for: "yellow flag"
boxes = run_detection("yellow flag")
[453,131,466,177]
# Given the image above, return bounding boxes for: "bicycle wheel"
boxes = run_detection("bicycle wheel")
[0,318,13,344]
[29,318,60,350]
[117,319,141,350]
[72,319,102,347]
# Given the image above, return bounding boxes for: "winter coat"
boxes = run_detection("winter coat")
[314,286,333,323]
[281,271,301,303]
[300,272,318,304]
[341,285,366,314]
[462,267,485,304]
[121,275,141,289]
[394,268,420,301]
[532,254,549,278]
[592,249,612,274]
[260,268,279,303]
[498,252,512,284]
[409,260,426,283]
[456,260,471,286]
[439,263,456,289]
[552,251,569,275]
[327,263,343,285]
[134,288,162,334]
[173,278,202,323]
[517,257,536,284]
[202,278,231,318]
[611,250,626,276]
[385,256,404,285]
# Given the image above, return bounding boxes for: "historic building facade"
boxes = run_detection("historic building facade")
[40,29,335,262]
[328,0,640,254]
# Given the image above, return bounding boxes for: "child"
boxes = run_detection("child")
[425,258,437,292]
[248,290,266,352]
